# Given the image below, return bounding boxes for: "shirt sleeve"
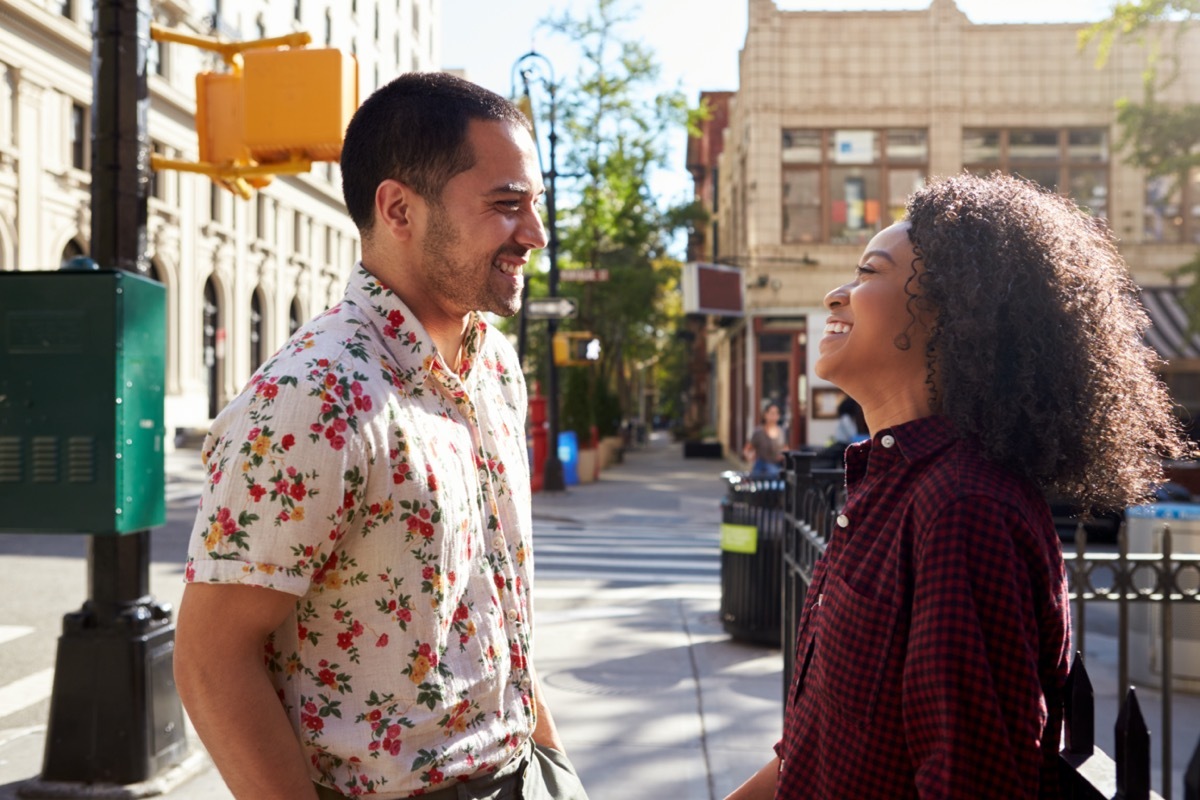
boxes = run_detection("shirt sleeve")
[903,495,1053,800]
[184,369,369,597]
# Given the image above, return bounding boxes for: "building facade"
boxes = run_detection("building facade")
[0,0,440,437]
[691,0,1200,458]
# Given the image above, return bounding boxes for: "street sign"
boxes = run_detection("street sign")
[525,296,578,319]
[559,268,609,282]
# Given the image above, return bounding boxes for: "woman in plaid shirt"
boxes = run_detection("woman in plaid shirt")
[727,173,1191,799]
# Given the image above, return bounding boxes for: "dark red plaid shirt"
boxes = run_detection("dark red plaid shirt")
[776,416,1070,799]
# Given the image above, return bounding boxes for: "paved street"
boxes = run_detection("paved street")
[0,433,1197,798]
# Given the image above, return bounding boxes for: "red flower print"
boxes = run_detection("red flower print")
[303,713,324,732]
[290,482,307,501]
[388,310,404,327]
[369,709,382,721]
[428,768,444,784]
[282,434,295,450]
[422,566,434,580]
[305,701,318,714]
[351,620,364,636]
[261,383,278,399]
[247,427,261,441]
[428,475,438,491]
[453,604,469,622]
[420,522,434,539]
[297,624,308,640]
[493,573,505,591]
[249,484,267,502]
[324,373,337,387]
[419,508,431,520]
[337,632,354,650]
[330,435,346,450]
[399,608,412,622]
[318,668,337,687]
[376,634,389,647]
[407,331,417,344]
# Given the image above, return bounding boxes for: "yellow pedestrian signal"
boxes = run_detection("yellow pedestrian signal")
[553,332,602,366]
[243,48,358,164]
[149,24,359,198]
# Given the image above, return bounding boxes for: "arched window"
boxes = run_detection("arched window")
[60,238,86,267]
[289,296,303,337]
[250,288,266,372]
[203,278,224,419]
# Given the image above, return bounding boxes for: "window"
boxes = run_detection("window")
[256,16,266,39]
[1144,170,1200,245]
[70,102,86,170]
[147,35,165,77]
[963,127,1109,218]
[324,10,332,45]
[413,0,420,33]
[250,289,266,372]
[293,0,301,22]
[374,4,380,38]
[60,0,73,18]
[210,182,222,224]
[781,129,927,245]
[256,194,270,241]
[293,211,306,254]
[149,141,165,200]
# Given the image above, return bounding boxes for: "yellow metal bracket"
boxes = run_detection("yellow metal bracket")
[148,24,318,194]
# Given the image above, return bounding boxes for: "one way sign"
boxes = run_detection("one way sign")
[524,297,577,320]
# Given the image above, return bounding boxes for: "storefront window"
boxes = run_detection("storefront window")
[782,169,820,244]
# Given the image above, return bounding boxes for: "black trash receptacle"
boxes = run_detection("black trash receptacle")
[719,473,785,646]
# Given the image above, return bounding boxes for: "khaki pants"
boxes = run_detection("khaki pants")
[313,742,589,800]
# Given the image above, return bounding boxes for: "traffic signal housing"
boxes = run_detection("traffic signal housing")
[553,332,602,366]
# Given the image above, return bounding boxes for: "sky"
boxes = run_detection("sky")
[440,0,1118,254]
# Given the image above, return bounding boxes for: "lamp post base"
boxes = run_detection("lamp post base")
[543,455,567,492]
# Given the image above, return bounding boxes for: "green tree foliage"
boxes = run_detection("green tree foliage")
[1082,2,1200,319]
[531,0,706,432]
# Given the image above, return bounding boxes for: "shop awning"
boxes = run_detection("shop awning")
[1141,286,1200,361]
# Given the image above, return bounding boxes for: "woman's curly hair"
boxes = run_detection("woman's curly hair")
[905,172,1191,510]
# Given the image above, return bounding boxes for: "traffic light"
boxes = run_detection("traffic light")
[151,24,358,197]
[553,332,602,366]
[242,48,358,163]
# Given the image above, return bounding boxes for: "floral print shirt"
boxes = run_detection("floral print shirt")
[185,264,534,798]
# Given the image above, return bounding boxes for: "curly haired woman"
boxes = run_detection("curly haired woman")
[726,173,1190,800]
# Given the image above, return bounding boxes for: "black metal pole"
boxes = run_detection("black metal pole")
[39,0,187,785]
[516,52,565,492]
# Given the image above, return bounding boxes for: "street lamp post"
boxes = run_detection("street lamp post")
[516,51,566,492]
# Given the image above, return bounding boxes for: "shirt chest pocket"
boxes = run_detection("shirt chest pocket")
[809,569,897,729]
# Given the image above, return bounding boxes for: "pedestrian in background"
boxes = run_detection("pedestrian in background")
[743,401,786,478]
[727,172,1190,799]
[175,72,588,800]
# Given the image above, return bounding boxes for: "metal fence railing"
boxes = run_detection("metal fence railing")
[775,452,1200,800]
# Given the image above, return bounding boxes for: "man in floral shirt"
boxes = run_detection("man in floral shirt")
[175,73,587,800]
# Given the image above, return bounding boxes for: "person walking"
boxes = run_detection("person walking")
[174,72,588,800]
[726,173,1190,799]
[742,402,786,478]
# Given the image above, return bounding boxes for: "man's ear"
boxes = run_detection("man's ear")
[373,179,423,243]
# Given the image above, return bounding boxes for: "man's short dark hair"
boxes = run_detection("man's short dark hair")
[340,71,530,235]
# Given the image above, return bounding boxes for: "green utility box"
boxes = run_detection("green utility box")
[0,269,166,534]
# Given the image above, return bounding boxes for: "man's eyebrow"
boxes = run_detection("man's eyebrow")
[486,182,544,196]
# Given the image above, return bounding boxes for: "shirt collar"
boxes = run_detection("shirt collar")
[845,415,957,482]
[343,263,487,383]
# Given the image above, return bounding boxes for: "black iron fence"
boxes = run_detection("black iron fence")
[764,451,1200,800]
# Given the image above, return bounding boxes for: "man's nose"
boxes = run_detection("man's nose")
[518,207,549,251]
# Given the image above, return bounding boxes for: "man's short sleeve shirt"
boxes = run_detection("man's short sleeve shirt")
[185,265,534,798]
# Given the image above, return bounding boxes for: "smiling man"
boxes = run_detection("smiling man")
[174,72,589,800]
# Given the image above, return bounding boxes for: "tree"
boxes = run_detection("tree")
[1082,2,1200,318]
[527,0,706,436]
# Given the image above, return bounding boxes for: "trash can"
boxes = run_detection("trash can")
[1125,502,1200,693]
[719,472,785,646]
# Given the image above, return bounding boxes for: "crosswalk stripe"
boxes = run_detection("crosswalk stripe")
[0,668,54,720]
[0,626,34,647]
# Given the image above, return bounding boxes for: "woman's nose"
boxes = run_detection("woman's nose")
[824,284,850,310]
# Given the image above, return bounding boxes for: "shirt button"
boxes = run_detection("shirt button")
[880,434,896,448]
[492,534,505,550]
[520,677,532,691]
[507,608,519,622]
[836,514,850,527]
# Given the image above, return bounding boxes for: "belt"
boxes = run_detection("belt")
[313,742,529,800]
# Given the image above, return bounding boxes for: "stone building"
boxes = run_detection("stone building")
[0,0,440,437]
[688,0,1200,458]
